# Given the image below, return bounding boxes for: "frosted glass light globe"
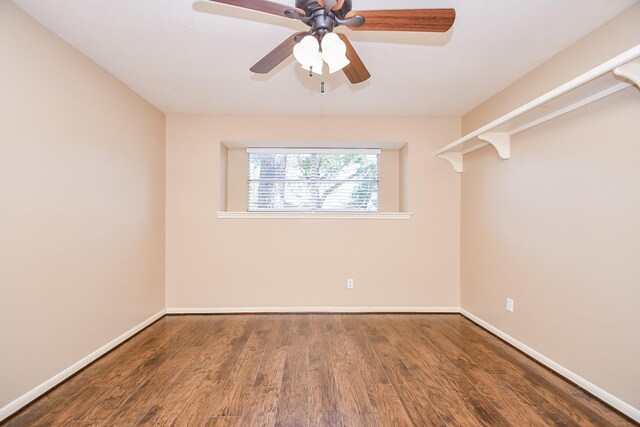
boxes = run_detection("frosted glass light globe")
[293,35,323,75]
[321,33,350,74]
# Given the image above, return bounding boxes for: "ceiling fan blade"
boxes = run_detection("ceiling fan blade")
[348,9,455,32]
[206,0,304,18]
[336,33,370,84]
[250,32,307,74]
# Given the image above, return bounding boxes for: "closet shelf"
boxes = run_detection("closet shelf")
[437,44,640,172]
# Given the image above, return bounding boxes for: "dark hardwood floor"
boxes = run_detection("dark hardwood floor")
[2,314,635,426]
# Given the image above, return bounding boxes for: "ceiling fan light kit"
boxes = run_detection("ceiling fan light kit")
[207,0,456,84]
[293,33,351,75]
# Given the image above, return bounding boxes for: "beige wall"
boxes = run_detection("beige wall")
[0,0,165,411]
[379,149,401,212]
[460,4,640,410]
[226,148,247,212]
[166,115,461,309]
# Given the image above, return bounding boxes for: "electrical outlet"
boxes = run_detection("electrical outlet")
[506,298,514,312]
[347,279,354,289]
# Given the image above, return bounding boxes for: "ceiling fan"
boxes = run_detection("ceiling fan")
[206,0,456,83]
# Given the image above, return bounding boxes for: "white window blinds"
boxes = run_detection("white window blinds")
[247,148,380,212]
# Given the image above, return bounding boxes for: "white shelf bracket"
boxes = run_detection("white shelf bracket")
[614,59,640,89]
[438,152,463,173]
[478,132,511,159]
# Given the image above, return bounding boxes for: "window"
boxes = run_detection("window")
[247,148,380,212]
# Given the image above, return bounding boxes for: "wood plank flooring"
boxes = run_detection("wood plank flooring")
[2,314,636,426]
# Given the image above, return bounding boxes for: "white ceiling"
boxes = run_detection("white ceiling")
[11,0,637,116]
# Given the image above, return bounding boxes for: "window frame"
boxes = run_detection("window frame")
[246,147,381,213]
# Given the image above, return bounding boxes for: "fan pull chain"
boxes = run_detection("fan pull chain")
[306,66,325,93]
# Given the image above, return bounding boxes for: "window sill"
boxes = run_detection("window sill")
[216,212,412,220]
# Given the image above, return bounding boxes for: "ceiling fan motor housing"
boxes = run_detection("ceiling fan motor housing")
[292,0,361,38]
[296,0,352,19]
[309,9,336,37]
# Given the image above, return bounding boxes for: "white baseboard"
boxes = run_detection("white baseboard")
[0,309,166,422]
[460,309,640,423]
[166,306,461,314]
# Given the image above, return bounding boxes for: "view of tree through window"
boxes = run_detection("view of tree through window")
[247,149,379,211]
